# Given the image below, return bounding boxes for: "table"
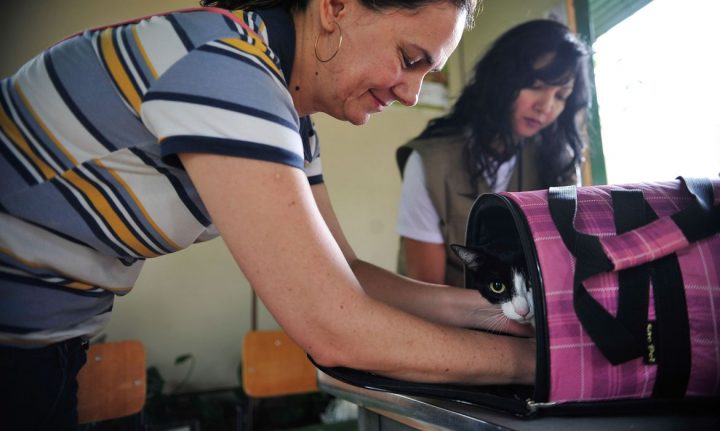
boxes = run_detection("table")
[317,370,720,431]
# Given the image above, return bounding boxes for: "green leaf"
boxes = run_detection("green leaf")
[175,353,193,365]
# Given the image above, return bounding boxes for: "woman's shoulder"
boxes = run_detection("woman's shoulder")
[396,133,466,175]
[130,8,281,49]
[404,133,466,151]
[404,134,467,162]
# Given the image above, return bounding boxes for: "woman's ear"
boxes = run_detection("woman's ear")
[318,0,349,32]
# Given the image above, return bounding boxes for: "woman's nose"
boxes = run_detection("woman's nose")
[533,91,554,114]
[393,73,424,107]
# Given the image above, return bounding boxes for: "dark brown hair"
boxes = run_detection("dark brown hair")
[199,0,478,28]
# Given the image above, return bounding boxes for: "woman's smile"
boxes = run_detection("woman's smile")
[369,90,391,112]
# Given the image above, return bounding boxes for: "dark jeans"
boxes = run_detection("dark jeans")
[0,337,89,431]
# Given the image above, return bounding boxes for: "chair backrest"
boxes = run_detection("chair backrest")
[242,330,318,398]
[77,340,146,424]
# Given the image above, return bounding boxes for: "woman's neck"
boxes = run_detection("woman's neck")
[289,10,317,117]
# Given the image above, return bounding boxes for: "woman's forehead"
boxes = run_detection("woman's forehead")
[350,2,464,63]
[531,51,577,84]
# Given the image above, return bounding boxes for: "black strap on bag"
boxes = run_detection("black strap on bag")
[548,178,719,397]
[548,186,631,364]
[612,191,692,397]
[646,175,720,398]
[650,247,691,397]
[673,177,720,241]
[611,190,650,361]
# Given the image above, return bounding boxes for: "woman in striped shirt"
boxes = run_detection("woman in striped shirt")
[0,0,536,428]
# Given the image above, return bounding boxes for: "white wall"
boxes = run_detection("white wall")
[2,0,563,391]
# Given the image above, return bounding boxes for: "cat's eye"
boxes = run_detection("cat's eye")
[489,281,506,294]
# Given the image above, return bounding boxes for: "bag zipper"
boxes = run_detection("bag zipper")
[526,399,559,414]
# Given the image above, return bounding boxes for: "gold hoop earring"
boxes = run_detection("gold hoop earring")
[314,22,343,63]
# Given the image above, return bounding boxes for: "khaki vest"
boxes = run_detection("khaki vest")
[396,135,551,287]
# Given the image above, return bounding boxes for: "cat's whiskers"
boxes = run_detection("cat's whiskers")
[473,308,514,333]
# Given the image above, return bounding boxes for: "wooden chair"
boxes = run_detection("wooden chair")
[76,340,147,428]
[241,330,320,430]
[242,330,318,398]
[240,291,320,430]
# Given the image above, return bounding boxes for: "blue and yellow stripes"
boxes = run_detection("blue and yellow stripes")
[0,248,96,291]
[219,37,282,80]
[0,87,56,182]
[0,6,315,345]
[132,26,159,80]
[230,10,282,74]
[0,76,82,184]
[98,27,144,115]
[95,158,182,252]
[62,168,161,258]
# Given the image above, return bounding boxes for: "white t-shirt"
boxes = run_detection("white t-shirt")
[396,150,516,243]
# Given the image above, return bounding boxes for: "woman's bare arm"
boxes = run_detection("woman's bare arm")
[180,153,535,385]
[403,237,447,285]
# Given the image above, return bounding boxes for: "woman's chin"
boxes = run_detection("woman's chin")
[340,111,371,126]
[325,101,375,125]
[351,116,371,126]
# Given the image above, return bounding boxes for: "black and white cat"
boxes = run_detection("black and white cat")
[450,242,535,327]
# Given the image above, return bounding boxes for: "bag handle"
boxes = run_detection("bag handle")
[549,177,718,277]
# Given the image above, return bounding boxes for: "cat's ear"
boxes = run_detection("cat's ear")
[450,244,484,270]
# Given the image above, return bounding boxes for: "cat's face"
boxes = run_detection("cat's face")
[451,243,535,327]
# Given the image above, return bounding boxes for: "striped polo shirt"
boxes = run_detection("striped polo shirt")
[0,7,322,346]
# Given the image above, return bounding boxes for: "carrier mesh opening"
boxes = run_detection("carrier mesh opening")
[463,194,545,404]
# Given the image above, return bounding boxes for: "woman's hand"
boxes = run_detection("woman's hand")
[346,259,535,337]
[461,288,537,337]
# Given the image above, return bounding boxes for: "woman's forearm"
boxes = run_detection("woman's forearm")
[350,259,534,336]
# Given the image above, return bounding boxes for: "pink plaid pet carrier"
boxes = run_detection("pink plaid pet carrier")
[315,176,720,416]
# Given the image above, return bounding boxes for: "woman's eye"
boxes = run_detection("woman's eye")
[401,52,420,69]
[402,54,413,68]
[489,281,506,294]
